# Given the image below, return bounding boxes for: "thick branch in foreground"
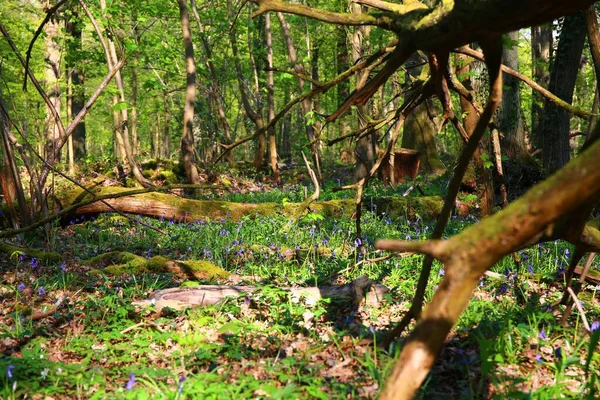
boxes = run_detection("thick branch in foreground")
[376,134,600,400]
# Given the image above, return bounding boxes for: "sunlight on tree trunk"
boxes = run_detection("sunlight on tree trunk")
[178,0,200,185]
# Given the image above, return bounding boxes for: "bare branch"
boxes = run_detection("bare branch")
[456,46,591,119]
[251,0,393,27]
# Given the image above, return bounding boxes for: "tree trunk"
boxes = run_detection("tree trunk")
[227,0,266,171]
[402,53,445,174]
[276,12,321,179]
[43,6,62,163]
[178,0,200,184]
[0,92,29,228]
[65,8,86,162]
[163,90,170,158]
[265,13,279,182]
[131,16,140,156]
[542,12,587,173]
[352,3,375,183]
[190,0,234,163]
[455,53,495,215]
[498,31,528,159]
[531,23,552,151]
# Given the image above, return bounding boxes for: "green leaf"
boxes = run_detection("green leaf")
[112,101,128,111]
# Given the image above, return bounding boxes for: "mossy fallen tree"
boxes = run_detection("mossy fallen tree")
[0,241,62,262]
[57,186,451,223]
[84,251,231,281]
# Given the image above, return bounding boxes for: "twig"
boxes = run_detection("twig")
[567,287,592,332]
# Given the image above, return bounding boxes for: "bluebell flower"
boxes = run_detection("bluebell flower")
[126,373,136,390]
[555,347,562,359]
[61,263,67,272]
[17,283,25,291]
[31,258,39,269]
[178,376,186,393]
[322,236,329,246]
[528,263,534,274]
[37,287,46,296]
[354,238,362,247]
[439,269,445,276]
[7,365,14,379]
[535,354,543,363]
[539,330,547,340]
[591,321,600,332]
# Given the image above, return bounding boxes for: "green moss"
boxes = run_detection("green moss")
[86,251,230,280]
[0,241,62,262]
[84,251,145,267]
[157,170,180,184]
[179,260,230,280]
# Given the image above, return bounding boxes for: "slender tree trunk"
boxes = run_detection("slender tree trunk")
[455,53,494,215]
[402,53,445,174]
[163,93,170,158]
[131,17,140,156]
[531,24,552,151]
[65,7,86,162]
[43,6,62,163]
[542,12,587,173]
[178,0,200,184]
[190,0,233,163]
[265,13,279,182]
[280,86,292,163]
[227,0,266,171]
[0,92,29,227]
[337,27,352,160]
[276,12,321,179]
[498,31,528,159]
[352,3,375,183]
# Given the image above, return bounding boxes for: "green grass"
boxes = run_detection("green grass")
[1,190,599,398]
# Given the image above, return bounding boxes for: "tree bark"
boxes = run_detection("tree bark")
[65,7,86,162]
[531,23,552,151]
[352,3,375,183]
[43,5,62,163]
[498,31,527,159]
[542,12,587,173]
[178,0,200,184]
[402,53,445,174]
[455,53,494,215]
[190,0,234,163]
[265,13,279,182]
[276,12,321,179]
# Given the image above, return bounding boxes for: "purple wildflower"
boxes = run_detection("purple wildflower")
[37,287,46,296]
[31,258,39,269]
[354,237,362,248]
[439,269,445,276]
[126,373,136,390]
[555,347,562,359]
[17,283,25,291]
[7,365,14,379]
[535,354,543,363]
[60,263,67,272]
[539,330,547,340]
[591,321,600,332]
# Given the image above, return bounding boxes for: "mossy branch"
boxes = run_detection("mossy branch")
[251,0,393,27]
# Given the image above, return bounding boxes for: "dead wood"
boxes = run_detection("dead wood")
[133,275,386,311]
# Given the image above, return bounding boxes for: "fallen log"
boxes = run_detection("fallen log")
[132,275,389,311]
[57,186,464,224]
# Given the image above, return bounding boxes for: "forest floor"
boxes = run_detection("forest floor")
[0,164,599,399]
